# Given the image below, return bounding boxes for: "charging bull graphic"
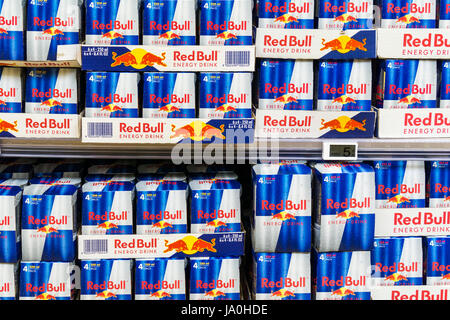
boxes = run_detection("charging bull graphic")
[37,225,59,234]
[271,289,295,299]
[97,221,119,230]
[387,195,410,204]
[150,290,171,299]
[331,287,355,297]
[396,15,420,25]
[334,14,357,24]
[96,290,117,299]
[110,50,167,68]
[163,236,216,255]
[216,31,237,40]
[271,211,296,221]
[159,105,180,113]
[274,14,299,24]
[336,210,360,219]
[101,104,123,112]
[274,95,298,104]
[35,293,56,300]
[214,104,237,113]
[43,27,64,36]
[0,120,18,133]
[0,28,8,34]
[332,95,356,105]
[41,99,62,107]
[320,36,367,54]
[385,273,408,282]
[170,121,226,141]
[205,289,226,298]
[159,31,180,40]
[319,116,366,133]
[206,220,227,227]
[102,31,124,40]
[398,95,421,105]
[152,221,173,229]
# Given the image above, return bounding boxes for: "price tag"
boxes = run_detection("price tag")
[322,142,358,161]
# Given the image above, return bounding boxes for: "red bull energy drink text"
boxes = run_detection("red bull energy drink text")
[319,0,374,30]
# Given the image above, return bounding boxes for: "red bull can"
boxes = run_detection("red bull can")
[426,236,450,285]
[313,250,371,300]
[317,60,372,111]
[380,60,437,109]
[371,237,423,286]
[85,0,140,45]
[135,258,186,300]
[313,162,375,252]
[381,0,436,28]
[143,72,196,119]
[0,186,22,263]
[0,0,25,60]
[136,179,188,234]
[440,61,450,108]
[440,0,450,28]
[26,0,81,61]
[29,177,81,187]
[25,68,78,114]
[19,261,75,300]
[189,177,241,233]
[0,263,17,300]
[258,59,313,110]
[143,0,196,45]
[0,67,22,113]
[318,0,374,29]
[21,184,78,262]
[253,252,311,300]
[82,181,135,235]
[258,0,314,29]
[199,72,252,118]
[81,259,132,300]
[200,0,253,45]
[429,161,450,207]
[189,257,241,300]
[85,72,139,118]
[252,162,312,253]
[374,161,426,208]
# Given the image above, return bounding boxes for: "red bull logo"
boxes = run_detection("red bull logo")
[92,20,134,32]
[143,210,183,222]
[326,197,371,210]
[386,3,432,15]
[197,279,235,290]
[97,221,119,230]
[324,84,368,96]
[378,183,421,196]
[323,276,366,288]
[198,209,236,220]
[274,14,299,24]
[332,95,357,105]
[102,31,124,40]
[170,121,226,141]
[36,225,59,234]
[149,93,190,105]
[265,83,310,96]
[375,262,419,274]
[319,116,366,133]
[163,236,216,255]
[95,290,117,299]
[111,49,167,69]
[389,84,432,95]
[28,216,67,227]
[273,95,297,104]
[42,27,64,36]
[214,104,237,113]
[151,221,173,229]
[323,1,370,14]
[331,287,356,297]
[158,104,180,113]
[32,88,73,99]
[271,289,295,299]
[204,289,226,298]
[149,290,172,299]
[101,104,123,112]
[35,293,56,300]
[33,17,74,28]
[87,280,127,293]
[320,36,367,54]
[207,21,247,32]
[41,99,62,107]
[265,2,311,14]
[26,283,66,294]
[334,13,358,23]
[396,14,420,24]
[336,210,360,219]
[387,195,411,204]
[261,199,307,211]
[0,119,18,133]
[159,31,180,40]
[385,273,408,282]
[150,21,191,31]
[398,95,421,105]
[89,211,128,223]
[206,219,227,228]
[206,93,247,105]
[92,93,133,105]
[262,277,306,289]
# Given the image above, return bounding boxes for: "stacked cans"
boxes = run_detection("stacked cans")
[18,159,80,300]
[312,162,374,300]
[251,161,312,300]
[317,1,373,112]
[80,161,135,300]
[377,0,438,109]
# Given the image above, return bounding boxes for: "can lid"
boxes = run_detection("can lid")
[84,174,135,183]
[137,172,187,182]
[82,180,135,192]
[24,184,78,196]
[189,177,241,190]
[29,177,82,186]
[136,179,188,192]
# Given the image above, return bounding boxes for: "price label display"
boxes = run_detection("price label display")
[322,142,358,161]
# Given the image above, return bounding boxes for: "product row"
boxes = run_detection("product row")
[1,236,449,301]
[1,1,450,61]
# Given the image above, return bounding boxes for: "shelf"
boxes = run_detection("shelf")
[3,137,450,161]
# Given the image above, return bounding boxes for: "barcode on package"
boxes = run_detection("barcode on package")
[83,239,108,255]
[87,122,113,138]
[225,51,250,67]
